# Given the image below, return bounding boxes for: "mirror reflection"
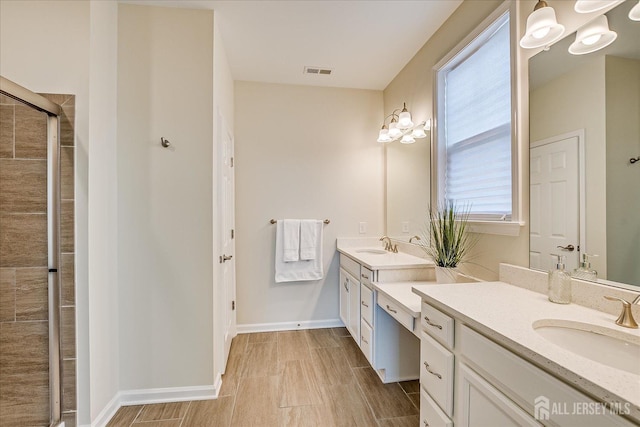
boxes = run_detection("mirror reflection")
[529,0,640,287]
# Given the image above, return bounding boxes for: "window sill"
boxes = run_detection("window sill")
[467,220,524,236]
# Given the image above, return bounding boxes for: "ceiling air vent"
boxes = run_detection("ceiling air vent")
[304,66,332,76]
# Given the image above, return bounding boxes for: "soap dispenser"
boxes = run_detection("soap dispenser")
[549,254,571,304]
[572,253,598,281]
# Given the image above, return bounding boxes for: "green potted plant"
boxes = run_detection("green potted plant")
[419,201,476,283]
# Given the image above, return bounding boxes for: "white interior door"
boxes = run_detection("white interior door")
[218,112,236,369]
[530,132,581,272]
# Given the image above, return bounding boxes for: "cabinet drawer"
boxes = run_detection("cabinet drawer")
[360,319,373,364]
[421,331,454,417]
[340,254,361,278]
[421,301,454,349]
[378,293,414,332]
[420,388,452,427]
[360,267,374,286]
[361,284,373,326]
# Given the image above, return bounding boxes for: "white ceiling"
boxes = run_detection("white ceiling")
[122,0,463,90]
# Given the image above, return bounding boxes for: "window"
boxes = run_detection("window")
[434,6,519,232]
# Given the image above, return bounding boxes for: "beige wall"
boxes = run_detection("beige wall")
[606,56,640,285]
[234,81,384,328]
[117,4,214,390]
[530,56,607,277]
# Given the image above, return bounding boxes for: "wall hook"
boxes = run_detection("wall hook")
[161,137,171,148]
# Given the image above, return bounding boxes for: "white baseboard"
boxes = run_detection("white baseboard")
[237,318,344,333]
[88,384,219,427]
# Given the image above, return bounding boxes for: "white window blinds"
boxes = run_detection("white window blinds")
[441,14,512,219]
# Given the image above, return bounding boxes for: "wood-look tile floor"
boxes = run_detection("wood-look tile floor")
[107,328,419,426]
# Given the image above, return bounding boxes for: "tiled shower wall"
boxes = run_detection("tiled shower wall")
[0,93,76,426]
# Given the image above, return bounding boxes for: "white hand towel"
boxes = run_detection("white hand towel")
[275,219,323,283]
[282,219,300,262]
[300,219,320,260]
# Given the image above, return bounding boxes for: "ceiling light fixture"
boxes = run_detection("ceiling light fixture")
[520,0,565,49]
[568,15,617,55]
[574,0,624,14]
[630,1,640,20]
[377,103,429,144]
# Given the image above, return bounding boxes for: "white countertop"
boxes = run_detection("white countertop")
[337,246,434,270]
[373,281,435,317]
[412,281,640,421]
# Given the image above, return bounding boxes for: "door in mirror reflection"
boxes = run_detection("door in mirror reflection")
[530,133,581,272]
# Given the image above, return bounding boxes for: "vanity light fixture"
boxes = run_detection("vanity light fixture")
[630,0,640,20]
[377,103,429,144]
[574,0,625,14]
[569,15,617,55]
[520,0,565,49]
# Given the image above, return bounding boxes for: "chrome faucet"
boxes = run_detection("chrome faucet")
[379,236,398,253]
[604,295,640,329]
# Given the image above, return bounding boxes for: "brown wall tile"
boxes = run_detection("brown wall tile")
[61,254,75,306]
[0,159,47,213]
[62,412,77,427]
[62,359,76,412]
[14,105,47,159]
[0,95,16,105]
[0,321,49,426]
[61,306,76,359]
[61,147,74,200]
[15,268,48,321]
[0,213,47,267]
[0,105,14,159]
[0,269,16,322]
[60,105,75,147]
[61,201,74,253]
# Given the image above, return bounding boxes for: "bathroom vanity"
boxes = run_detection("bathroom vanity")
[337,244,434,383]
[412,281,640,427]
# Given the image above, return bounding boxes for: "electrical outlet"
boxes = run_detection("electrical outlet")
[402,222,410,233]
[359,222,367,234]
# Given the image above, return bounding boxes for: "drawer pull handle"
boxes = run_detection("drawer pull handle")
[361,336,368,344]
[423,361,442,379]
[362,273,369,279]
[344,282,349,292]
[361,301,369,307]
[386,304,397,314]
[424,316,443,330]
[423,420,429,427]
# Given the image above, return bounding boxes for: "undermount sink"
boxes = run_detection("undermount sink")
[533,319,640,375]
[354,248,388,255]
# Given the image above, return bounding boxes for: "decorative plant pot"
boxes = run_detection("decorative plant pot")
[435,266,458,284]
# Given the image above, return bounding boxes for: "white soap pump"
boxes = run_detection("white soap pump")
[549,254,571,304]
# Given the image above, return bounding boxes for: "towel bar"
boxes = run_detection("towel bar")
[270,219,330,225]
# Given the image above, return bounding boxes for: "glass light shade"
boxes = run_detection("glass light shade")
[424,119,431,131]
[398,111,414,129]
[520,6,565,49]
[388,122,402,138]
[569,15,617,55]
[400,134,415,144]
[412,127,427,138]
[630,1,640,20]
[574,0,624,13]
[377,128,391,143]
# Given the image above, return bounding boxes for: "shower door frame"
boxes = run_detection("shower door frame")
[0,76,64,427]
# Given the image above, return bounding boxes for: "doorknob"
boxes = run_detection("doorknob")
[219,254,233,263]
[556,245,575,252]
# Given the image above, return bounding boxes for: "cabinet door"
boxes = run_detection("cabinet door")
[348,272,361,345]
[458,363,541,427]
[339,268,349,328]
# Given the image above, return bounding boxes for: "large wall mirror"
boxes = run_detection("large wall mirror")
[529,0,639,287]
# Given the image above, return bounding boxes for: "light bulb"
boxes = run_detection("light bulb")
[532,26,551,39]
[581,33,601,46]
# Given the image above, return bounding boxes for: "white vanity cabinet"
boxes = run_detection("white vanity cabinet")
[339,255,362,345]
[418,300,637,427]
